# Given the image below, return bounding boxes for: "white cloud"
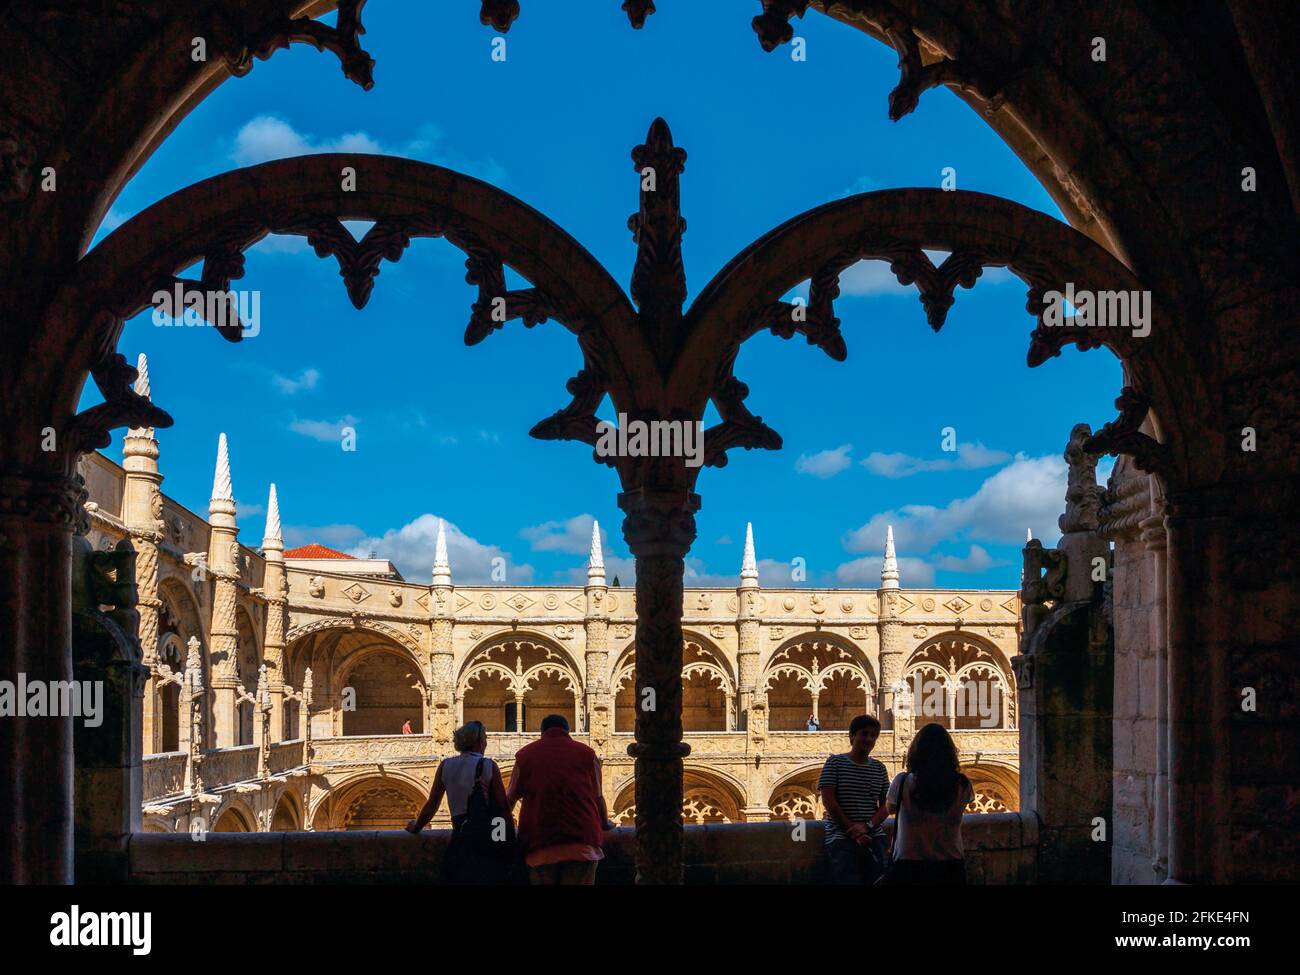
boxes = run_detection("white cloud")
[232,116,382,166]
[795,443,853,479]
[520,513,602,556]
[843,453,1067,555]
[273,368,320,394]
[835,555,936,587]
[933,545,1005,573]
[684,556,790,588]
[861,441,1012,478]
[231,116,508,186]
[288,414,358,442]
[283,523,366,550]
[837,260,911,297]
[235,502,264,519]
[351,514,534,584]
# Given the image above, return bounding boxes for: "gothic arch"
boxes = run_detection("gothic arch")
[459,632,583,733]
[964,762,1021,814]
[768,764,827,823]
[903,632,1017,730]
[270,789,304,831]
[286,615,424,663]
[211,797,257,833]
[613,632,737,733]
[763,633,876,731]
[311,772,427,831]
[611,766,746,826]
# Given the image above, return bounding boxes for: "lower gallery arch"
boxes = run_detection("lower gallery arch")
[313,775,427,831]
[964,763,1021,813]
[612,768,745,826]
[271,790,303,831]
[212,800,256,833]
[767,766,826,822]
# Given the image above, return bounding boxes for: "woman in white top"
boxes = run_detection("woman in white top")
[406,721,512,883]
[876,722,974,885]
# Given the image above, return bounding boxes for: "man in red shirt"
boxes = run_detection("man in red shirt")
[506,714,615,885]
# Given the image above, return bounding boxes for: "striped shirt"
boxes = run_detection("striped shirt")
[818,753,890,845]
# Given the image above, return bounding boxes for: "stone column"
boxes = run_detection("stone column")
[0,472,83,883]
[430,519,455,750]
[121,358,164,753]
[71,534,148,883]
[1140,492,1170,881]
[736,522,760,731]
[878,526,905,739]
[261,485,287,743]
[1163,490,1230,884]
[619,487,699,885]
[584,520,612,744]
[206,434,241,749]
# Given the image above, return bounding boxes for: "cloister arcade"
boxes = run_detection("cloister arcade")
[2,0,1296,886]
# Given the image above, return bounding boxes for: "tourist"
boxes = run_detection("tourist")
[401,719,413,735]
[806,713,820,731]
[405,720,515,884]
[872,721,973,885]
[818,713,890,884]
[507,714,615,885]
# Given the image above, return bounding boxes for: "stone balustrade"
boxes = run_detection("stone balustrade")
[127,813,1038,884]
[142,752,187,802]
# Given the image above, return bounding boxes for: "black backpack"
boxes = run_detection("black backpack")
[460,757,514,855]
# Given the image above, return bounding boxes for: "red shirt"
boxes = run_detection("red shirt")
[511,728,605,855]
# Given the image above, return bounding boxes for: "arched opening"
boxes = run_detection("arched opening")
[460,638,581,734]
[212,805,255,833]
[271,792,302,831]
[340,648,424,737]
[612,769,745,826]
[768,768,825,823]
[324,777,425,831]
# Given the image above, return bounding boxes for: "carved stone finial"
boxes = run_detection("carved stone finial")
[628,118,688,341]
[740,522,759,585]
[880,525,900,590]
[210,433,234,507]
[263,483,282,550]
[127,353,155,438]
[588,519,606,582]
[1059,423,1102,534]
[432,518,452,586]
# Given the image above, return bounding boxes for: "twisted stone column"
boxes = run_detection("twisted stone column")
[619,487,699,885]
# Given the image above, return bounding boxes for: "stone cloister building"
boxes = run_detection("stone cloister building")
[2,1,1298,884]
[79,395,1020,834]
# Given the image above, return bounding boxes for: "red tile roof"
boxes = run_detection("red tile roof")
[283,543,357,560]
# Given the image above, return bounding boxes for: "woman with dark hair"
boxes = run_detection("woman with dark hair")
[874,722,974,884]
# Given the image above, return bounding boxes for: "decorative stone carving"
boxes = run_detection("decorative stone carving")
[308,576,325,598]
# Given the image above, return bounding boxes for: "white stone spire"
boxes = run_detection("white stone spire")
[880,524,900,590]
[740,522,759,586]
[263,483,282,550]
[587,519,605,583]
[209,432,235,522]
[127,352,153,437]
[1027,527,1033,543]
[432,518,452,586]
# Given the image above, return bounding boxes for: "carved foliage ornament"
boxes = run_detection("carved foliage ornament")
[481,1,656,32]
[224,0,375,91]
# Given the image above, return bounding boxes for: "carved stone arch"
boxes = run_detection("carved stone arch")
[767,762,828,823]
[763,632,876,732]
[158,576,205,650]
[270,787,304,831]
[963,762,1021,814]
[459,631,583,689]
[44,153,651,482]
[211,796,257,833]
[286,615,423,662]
[611,765,747,826]
[141,814,173,834]
[311,771,426,831]
[669,188,1198,489]
[459,632,582,734]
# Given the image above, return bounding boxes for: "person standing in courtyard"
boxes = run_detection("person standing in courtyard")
[507,714,615,885]
[873,721,973,885]
[818,713,890,884]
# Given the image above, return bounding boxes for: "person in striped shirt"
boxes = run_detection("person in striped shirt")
[818,713,891,884]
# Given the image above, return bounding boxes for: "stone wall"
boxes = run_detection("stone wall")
[127,814,1037,885]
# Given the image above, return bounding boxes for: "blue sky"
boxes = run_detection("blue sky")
[85,0,1120,589]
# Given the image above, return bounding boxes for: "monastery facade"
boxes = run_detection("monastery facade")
[82,357,1020,834]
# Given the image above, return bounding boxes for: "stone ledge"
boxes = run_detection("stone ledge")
[128,814,1035,884]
